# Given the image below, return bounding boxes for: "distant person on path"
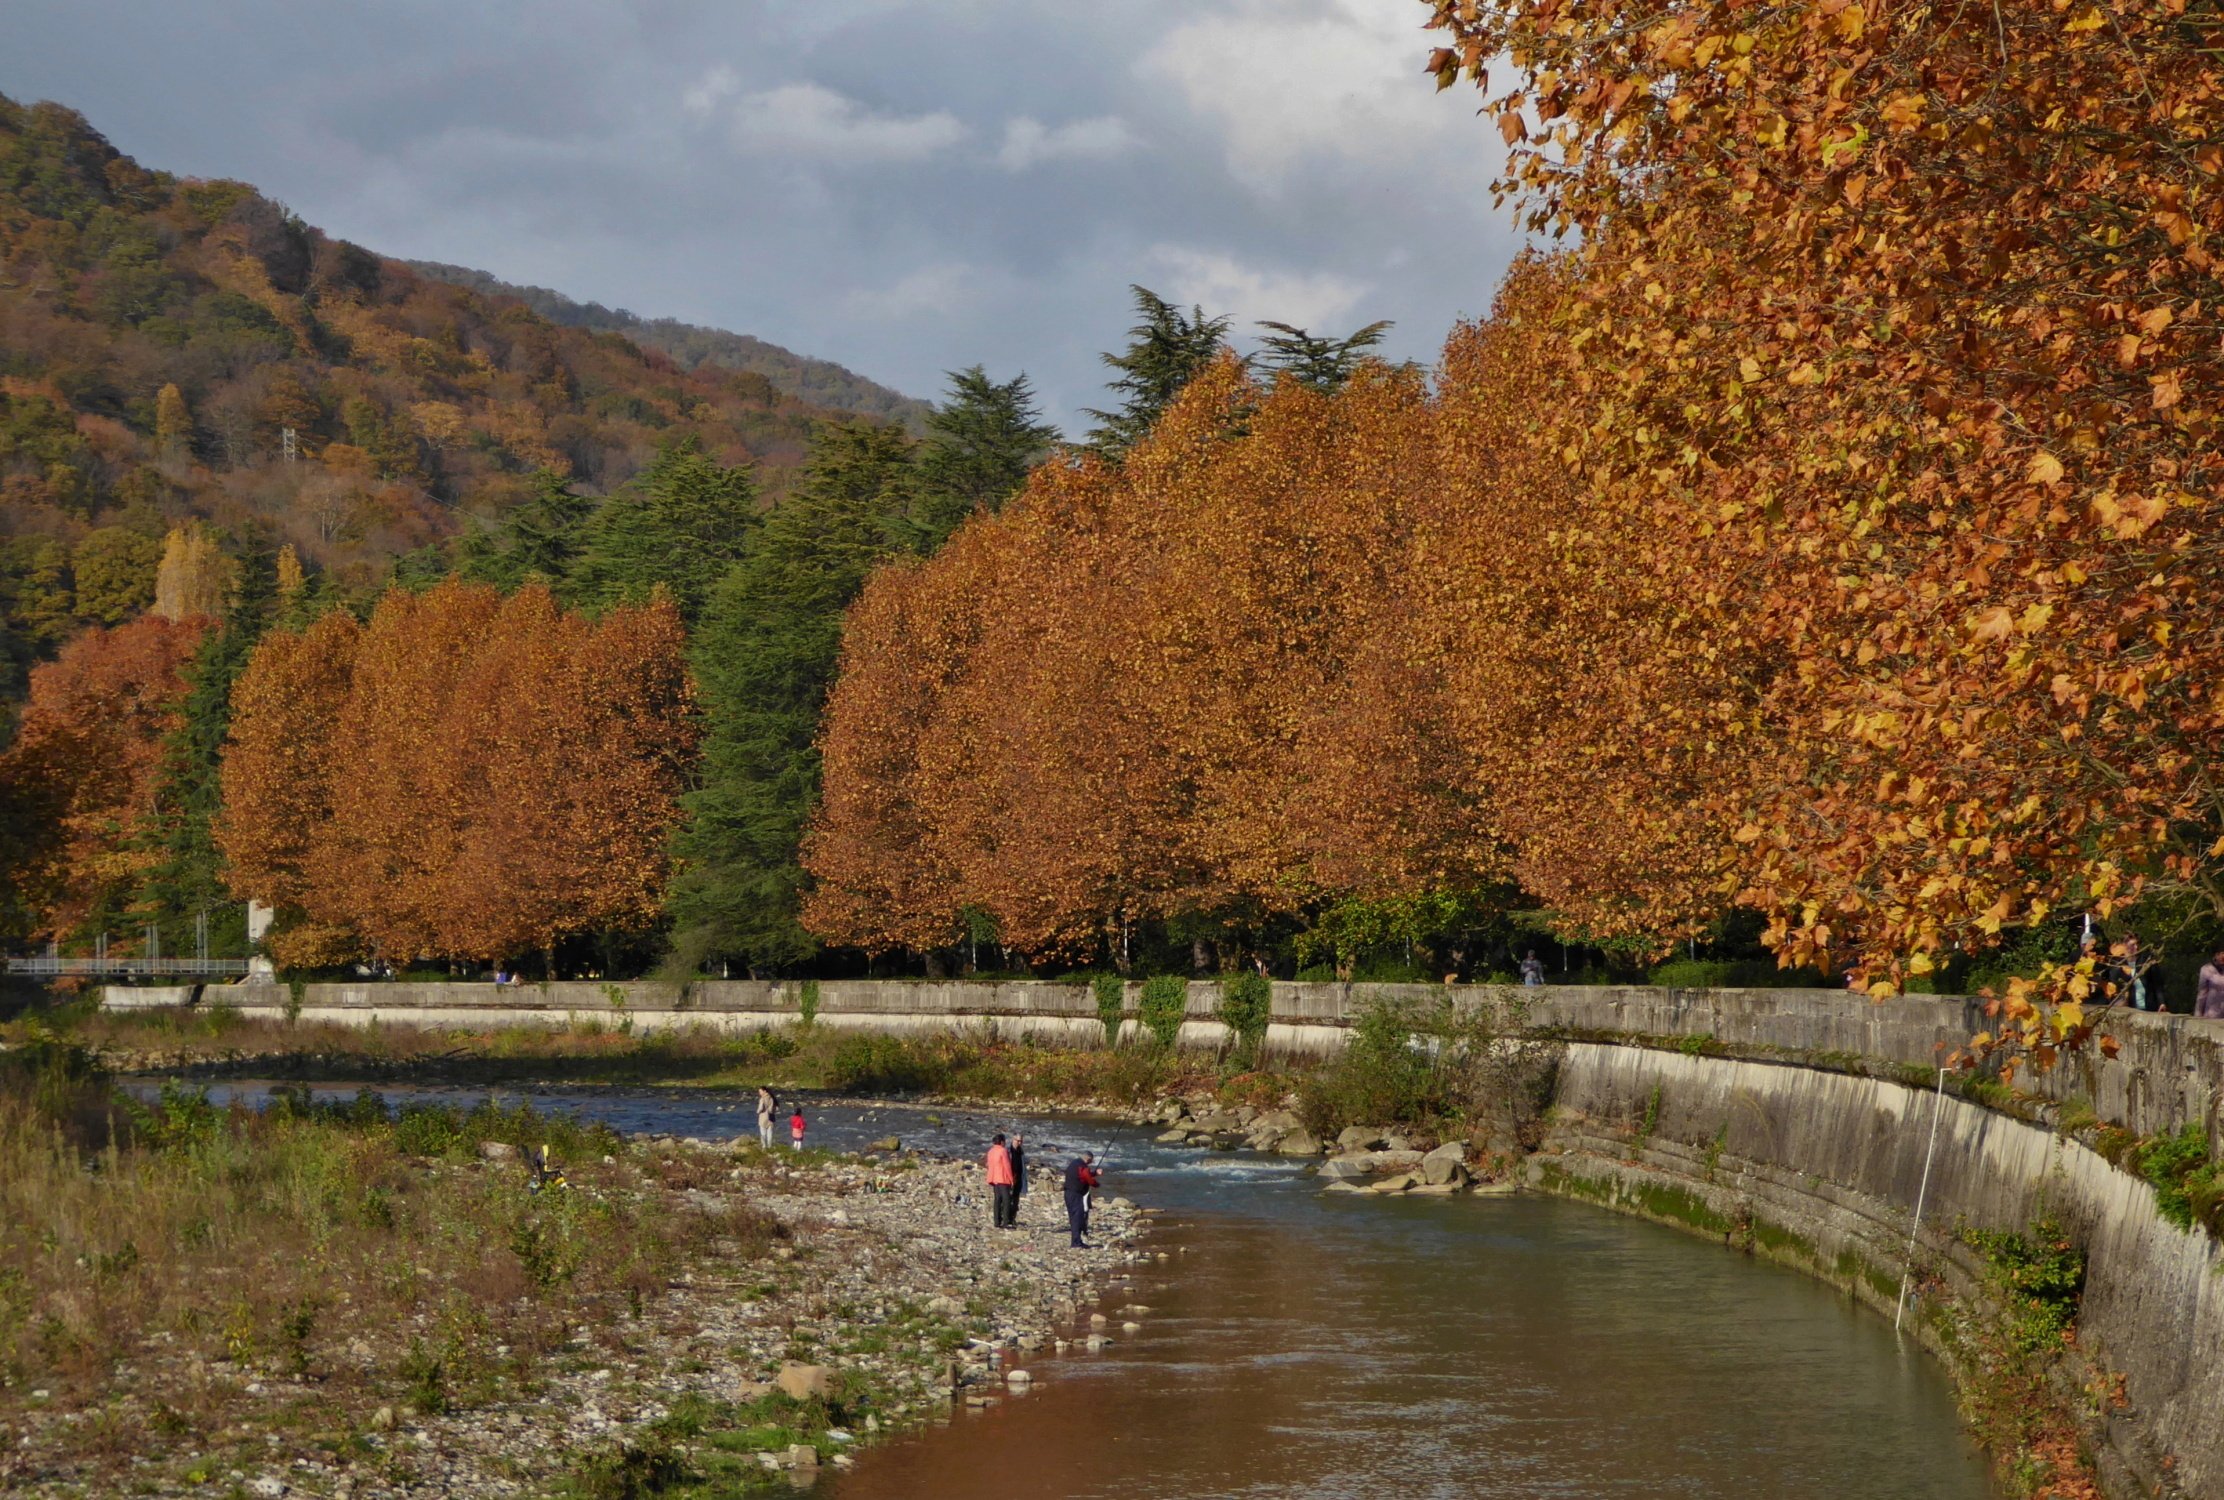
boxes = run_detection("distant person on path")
[2122,933,2153,1010]
[1063,1152,1100,1248]
[1520,951,1545,987]
[1009,1133,1028,1223]
[986,1133,1017,1230]
[789,1107,806,1151]
[2198,948,2224,1021]
[756,1086,777,1149]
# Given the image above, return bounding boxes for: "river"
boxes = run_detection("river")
[174,1082,1993,1499]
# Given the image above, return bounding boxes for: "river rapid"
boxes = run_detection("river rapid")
[179,1082,1993,1499]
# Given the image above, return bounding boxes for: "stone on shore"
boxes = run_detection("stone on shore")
[868,1136,902,1152]
[1277,1129,1322,1156]
[1336,1126,1388,1152]
[776,1363,833,1401]
[1318,1158,1371,1181]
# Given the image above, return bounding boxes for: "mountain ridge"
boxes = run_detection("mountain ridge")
[406,260,932,433]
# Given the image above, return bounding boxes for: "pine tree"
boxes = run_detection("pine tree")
[134,526,279,950]
[669,421,915,971]
[567,439,758,623]
[457,469,595,593]
[897,367,1059,553]
[1083,286,1231,458]
[1252,320,1394,392]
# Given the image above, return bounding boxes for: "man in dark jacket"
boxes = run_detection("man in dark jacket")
[1009,1134,1028,1225]
[1062,1152,1100,1248]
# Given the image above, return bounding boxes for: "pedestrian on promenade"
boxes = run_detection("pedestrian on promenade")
[2199,948,2224,1021]
[986,1133,1017,1229]
[1063,1152,1099,1248]
[1009,1133,1028,1224]
[2122,932,2153,1010]
[1520,951,1545,987]
[756,1086,777,1149]
[789,1106,806,1151]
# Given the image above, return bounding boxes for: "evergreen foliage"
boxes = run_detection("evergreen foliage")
[1252,320,1395,393]
[896,367,1059,553]
[1084,286,1231,458]
[564,439,759,625]
[669,422,915,971]
[135,527,280,949]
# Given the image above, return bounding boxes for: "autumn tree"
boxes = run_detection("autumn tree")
[152,525,232,621]
[214,607,361,964]
[218,577,695,970]
[1418,0,2224,1041]
[0,614,205,940]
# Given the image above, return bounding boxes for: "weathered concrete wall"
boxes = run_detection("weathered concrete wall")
[1538,1043,2222,1498]
[107,976,2224,1143]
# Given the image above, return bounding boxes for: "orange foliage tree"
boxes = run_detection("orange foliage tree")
[0,615,207,939]
[1417,0,2224,1054]
[217,580,696,967]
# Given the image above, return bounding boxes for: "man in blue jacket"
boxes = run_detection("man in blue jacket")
[1062,1152,1100,1248]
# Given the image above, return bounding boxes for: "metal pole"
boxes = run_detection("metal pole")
[1895,1065,1950,1334]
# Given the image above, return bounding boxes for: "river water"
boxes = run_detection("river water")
[175,1083,1993,1499]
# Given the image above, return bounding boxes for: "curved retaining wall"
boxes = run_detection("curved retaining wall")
[102,976,2224,1491]
[1538,1042,2219,1498]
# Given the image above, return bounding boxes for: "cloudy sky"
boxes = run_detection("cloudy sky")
[3,0,1524,433]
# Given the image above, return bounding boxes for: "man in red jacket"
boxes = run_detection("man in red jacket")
[985,1132,1017,1230]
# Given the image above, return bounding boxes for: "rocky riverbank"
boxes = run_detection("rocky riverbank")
[5,1129,1154,1499]
[1124,1093,1525,1196]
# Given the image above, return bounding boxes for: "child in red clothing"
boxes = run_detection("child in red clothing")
[789,1108,806,1150]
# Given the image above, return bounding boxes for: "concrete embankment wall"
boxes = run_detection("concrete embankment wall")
[1538,1043,2220,1498]
[106,976,2224,1145]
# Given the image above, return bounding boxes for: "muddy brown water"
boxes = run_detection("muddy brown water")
[820,1145,1994,1500]
[177,1084,1992,1498]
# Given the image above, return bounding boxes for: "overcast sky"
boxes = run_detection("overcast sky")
[3,0,1524,434]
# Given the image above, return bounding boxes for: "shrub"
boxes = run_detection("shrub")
[1138,976,1187,1049]
[798,980,821,1027]
[1297,990,1558,1141]
[1092,974,1125,1046]
[2132,1123,2223,1233]
[1965,1218,2086,1357]
[821,1034,949,1095]
[1218,972,1272,1059]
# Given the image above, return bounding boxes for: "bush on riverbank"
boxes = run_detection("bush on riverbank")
[0,1039,785,1492]
[1296,991,1558,1142]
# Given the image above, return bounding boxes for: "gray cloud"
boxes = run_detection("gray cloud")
[2,0,1524,433]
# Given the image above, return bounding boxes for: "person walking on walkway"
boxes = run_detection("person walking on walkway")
[1008,1133,1028,1225]
[2198,948,2224,1021]
[986,1133,1017,1230]
[1520,951,1545,987]
[789,1106,806,1151]
[756,1086,777,1149]
[1063,1152,1100,1248]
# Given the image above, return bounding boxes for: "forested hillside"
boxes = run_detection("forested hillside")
[0,93,855,723]
[408,260,934,432]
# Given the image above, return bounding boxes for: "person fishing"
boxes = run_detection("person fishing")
[986,1132,1017,1230]
[1009,1132,1028,1225]
[756,1086,777,1149]
[1063,1151,1100,1248]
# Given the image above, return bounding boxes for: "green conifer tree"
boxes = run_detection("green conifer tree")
[567,438,758,623]
[134,525,280,953]
[1252,319,1395,392]
[1083,285,1231,458]
[896,366,1059,553]
[668,421,915,971]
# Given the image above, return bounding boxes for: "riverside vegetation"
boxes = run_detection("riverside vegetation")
[0,1034,1150,1498]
